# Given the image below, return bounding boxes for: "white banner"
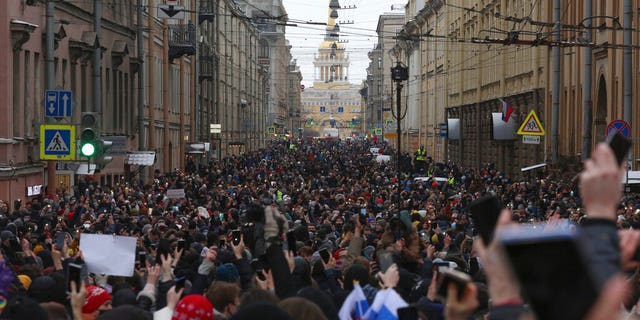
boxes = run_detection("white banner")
[80,234,137,277]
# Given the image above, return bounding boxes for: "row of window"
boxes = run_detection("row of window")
[304,107,362,113]
[317,107,365,113]
[301,101,361,106]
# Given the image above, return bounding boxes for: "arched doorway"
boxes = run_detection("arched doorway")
[594,75,608,144]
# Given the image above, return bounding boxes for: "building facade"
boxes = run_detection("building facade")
[0,0,141,202]
[389,0,640,177]
[212,0,265,156]
[365,44,383,135]
[370,12,405,146]
[287,58,303,136]
[238,0,296,135]
[0,0,294,206]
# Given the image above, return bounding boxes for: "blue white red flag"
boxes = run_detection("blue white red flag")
[339,283,370,320]
[500,98,514,123]
[363,288,407,320]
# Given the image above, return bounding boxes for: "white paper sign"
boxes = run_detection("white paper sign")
[376,155,391,163]
[80,234,137,277]
[166,189,185,199]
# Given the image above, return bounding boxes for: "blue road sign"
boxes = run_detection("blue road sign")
[40,125,76,160]
[439,122,448,137]
[45,90,72,117]
[606,119,631,138]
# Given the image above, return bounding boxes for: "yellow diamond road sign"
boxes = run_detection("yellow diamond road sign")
[40,124,76,160]
[517,110,545,136]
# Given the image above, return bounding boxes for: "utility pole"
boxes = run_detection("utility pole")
[582,0,592,161]
[391,62,408,208]
[396,82,402,174]
[45,0,56,197]
[195,0,201,143]
[93,0,102,115]
[551,0,560,163]
[624,0,632,166]
[137,0,146,183]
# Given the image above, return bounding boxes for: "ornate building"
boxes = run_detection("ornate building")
[301,0,364,139]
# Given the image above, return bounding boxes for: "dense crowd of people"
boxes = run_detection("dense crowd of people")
[0,137,636,319]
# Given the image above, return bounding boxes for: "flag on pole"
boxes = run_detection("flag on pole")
[339,283,370,320]
[363,288,408,320]
[499,98,514,123]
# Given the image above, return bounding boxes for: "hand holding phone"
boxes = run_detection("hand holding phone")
[251,259,266,281]
[138,251,147,267]
[319,248,330,264]
[500,224,598,320]
[174,276,187,291]
[286,231,296,253]
[359,208,367,225]
[155,238,171,265]
[436,268,471,301]
[377,251,394,274]
[67,262,83,294]
[232,230,242,246]
[606,130,632,166]
[469,195,502,245]
[177,239,187,251]
[55,232,66,250]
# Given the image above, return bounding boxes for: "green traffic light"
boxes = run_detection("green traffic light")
[81,142,96,157]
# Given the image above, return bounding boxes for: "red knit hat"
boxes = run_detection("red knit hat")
[83,286,112,314]
[172,294,214,320]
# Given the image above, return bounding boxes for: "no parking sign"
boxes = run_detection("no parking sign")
[606,120,631,138]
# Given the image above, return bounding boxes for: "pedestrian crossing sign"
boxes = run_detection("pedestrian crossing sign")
[40,125,76,160]
[516,110,545,136]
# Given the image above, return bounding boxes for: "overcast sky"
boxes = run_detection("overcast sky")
[281,0,404,87]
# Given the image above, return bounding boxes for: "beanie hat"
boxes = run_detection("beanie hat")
[32,244,45,256]
[0,297,48,320]
[215,263,240,283]
[296,287,339,320]
[27,276,56,303]
[0,231,13,242]
[82,286,112,314]
[17,275,31,290]
[112,288,137,307]
[231,302,292,320]
[96,305,153,320]
[171,294,213,320]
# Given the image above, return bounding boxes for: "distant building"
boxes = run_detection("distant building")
[367,12,405,144]
[301,0,364,139]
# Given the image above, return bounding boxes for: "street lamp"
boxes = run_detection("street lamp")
[391,62,408,209]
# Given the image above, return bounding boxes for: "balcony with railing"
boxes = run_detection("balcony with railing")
[168,22,196,61]
[199,43,214,81]
[199,0,214,24]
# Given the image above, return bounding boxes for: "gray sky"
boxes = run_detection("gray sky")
[282,0,404,87]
